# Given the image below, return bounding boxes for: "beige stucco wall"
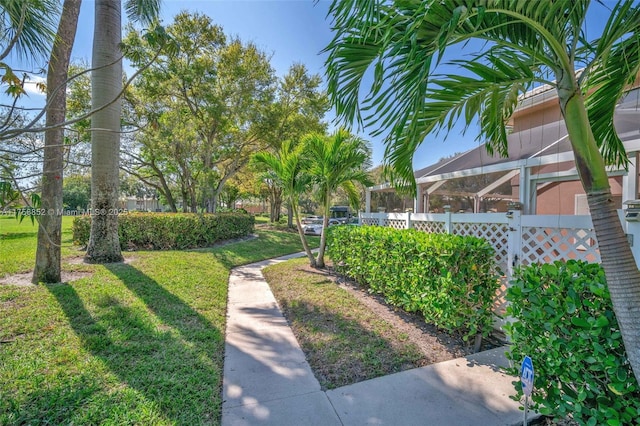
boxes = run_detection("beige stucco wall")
[511,98,562,132]
[536,176,623,215]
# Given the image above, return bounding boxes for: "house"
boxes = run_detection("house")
[121,196,163,212]
[365,83,640,215]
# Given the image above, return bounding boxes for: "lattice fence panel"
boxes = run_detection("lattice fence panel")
[361,217,380,226]
[520,226,601,266]
[452,222,509,268]
[382,218,406,230]
[412,220,446,234]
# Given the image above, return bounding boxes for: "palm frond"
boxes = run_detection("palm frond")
[326,0,587,193]
[125,0,161,26]
[582,1,640,168]
[0,0,58,62]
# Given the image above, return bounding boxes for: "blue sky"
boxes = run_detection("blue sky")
[12,0,482,170]
[9,0,614,170]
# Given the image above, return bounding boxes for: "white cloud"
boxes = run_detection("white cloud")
[22,75,47,97]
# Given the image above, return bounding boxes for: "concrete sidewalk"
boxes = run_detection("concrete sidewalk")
[221,253,525,426]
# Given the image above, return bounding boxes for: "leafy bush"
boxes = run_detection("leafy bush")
[73,212,254,250]
[505,260,640,425]
[327,225,500,342]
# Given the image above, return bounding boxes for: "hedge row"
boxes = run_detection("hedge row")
[506,261,640,426]
[73,212,254,250]
[327,225,501,342]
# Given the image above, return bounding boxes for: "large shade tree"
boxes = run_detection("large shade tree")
[255,64,329,224]
[123,12,274,214]
[325,0,640,382]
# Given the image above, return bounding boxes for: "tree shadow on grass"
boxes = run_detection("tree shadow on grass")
[276,296,427,390]
[0,232,38,240]
[45,263,224,425]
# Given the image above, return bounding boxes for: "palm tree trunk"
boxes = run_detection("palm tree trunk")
[292,201,316,266]
[287,202,294,228]
[274,188,283,222]
[560,85,640,384]
[315,188,331,268]
[85,0,123,263]
[33,0,82,282]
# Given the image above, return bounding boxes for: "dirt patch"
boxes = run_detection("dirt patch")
[66,255,138,265]
[0,271,93,286]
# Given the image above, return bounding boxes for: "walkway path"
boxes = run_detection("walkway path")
[221,253,525,426]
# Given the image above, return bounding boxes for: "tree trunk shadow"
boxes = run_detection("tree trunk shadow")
[46,263,224,424]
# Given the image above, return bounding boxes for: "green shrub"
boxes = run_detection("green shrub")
[73,212,254,250]
[72,215,91,245]
[327,225,500,342]
[505,260,640,425]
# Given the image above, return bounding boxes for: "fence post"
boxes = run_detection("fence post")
[443,205,452,234]
[506,205,523,281]
[406,211,412,229]
[378,213,384,227]
[620,208,640,269]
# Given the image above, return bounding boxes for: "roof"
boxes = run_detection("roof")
[413,105,640,184]
[368,88,640,192]
[416,120,571,180]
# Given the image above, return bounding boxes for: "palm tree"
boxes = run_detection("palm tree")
[33,0,82,284]
[85,0,159,263]
[305,129,372,268]
[0,0,58,66]
[254,140,317,266]
[325,0,640,382]
[0,0,58,131]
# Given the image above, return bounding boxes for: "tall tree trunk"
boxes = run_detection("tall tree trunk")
[85,0,123,263]
[559,80,640,384]
[269,186,282,222]
[315,188,331,268]
[33,0,82,283]
[269,195,275,221]
[156,178,177,212]
[181,187,188,212]
[189,186,197,213]
[292,200,316,267]
[287,202,293,228]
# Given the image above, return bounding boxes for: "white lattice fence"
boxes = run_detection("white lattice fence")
[356,210,640,331]
[412,220,446,234]
[359,213,387,226]
[452,222,510,268]
[519,225,600,266]
[383,218,407,229]
[361,217,380,226]
[359,211,603,271]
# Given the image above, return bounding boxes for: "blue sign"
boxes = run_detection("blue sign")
[521,356,534,397]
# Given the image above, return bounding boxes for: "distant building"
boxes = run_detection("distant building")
[120,196,163,212]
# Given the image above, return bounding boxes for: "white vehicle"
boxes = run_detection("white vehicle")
[302,215,322,225]
[302,219,323,236]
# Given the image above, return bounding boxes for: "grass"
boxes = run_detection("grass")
[0,216,318,425]
[0,215,77,276]
[252,215,270,224]
[262,257,426,389]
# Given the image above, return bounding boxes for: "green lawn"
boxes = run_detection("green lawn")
[0,216,78,276]
[0,216,318,425]
[263,257,425,389]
